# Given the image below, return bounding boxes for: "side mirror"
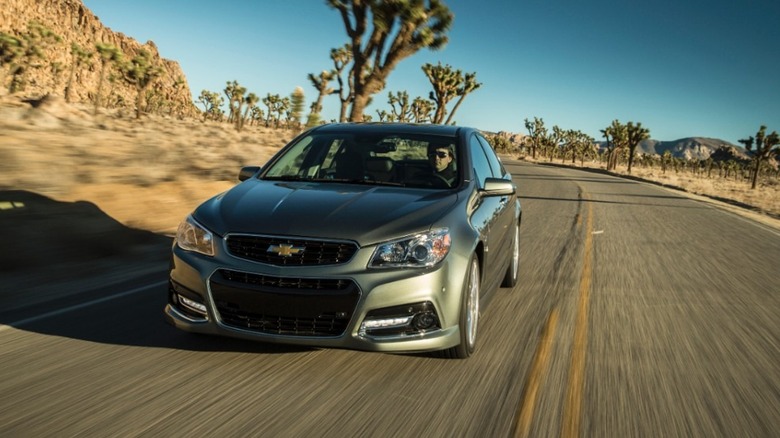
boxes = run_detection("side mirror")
[480,178,515,197]
[238,166,262,181]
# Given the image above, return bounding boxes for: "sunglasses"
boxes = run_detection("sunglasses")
[428,151,450,159]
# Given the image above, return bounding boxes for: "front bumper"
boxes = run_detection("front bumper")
[165,243,469,353]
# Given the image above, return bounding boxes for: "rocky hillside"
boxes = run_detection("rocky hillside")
[0,0,197,117]
[637,137,748,161]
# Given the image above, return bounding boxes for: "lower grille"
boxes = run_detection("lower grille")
[211,269,360,337]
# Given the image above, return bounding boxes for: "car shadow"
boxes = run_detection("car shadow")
[0,189,311,355]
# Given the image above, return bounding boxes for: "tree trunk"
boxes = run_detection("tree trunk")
[751,158,760,189]
[94,62,107,115]
[349,93,371,122]
[444,95,465,125]
[65,65,76,103]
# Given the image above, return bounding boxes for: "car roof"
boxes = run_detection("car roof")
[309,123,471,137]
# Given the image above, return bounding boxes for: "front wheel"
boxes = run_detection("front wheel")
[444,254,480,359]
[501,222,520,288]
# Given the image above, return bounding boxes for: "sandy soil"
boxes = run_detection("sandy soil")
[0,94,290,307]
[2,94,777,308]
[1,94,290,235]
[517,155,780,230]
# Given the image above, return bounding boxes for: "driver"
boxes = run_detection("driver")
[427,143,456,186]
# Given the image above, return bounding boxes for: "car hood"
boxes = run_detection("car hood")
[193,179,460,246]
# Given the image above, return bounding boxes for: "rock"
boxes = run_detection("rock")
[0,0,198,118]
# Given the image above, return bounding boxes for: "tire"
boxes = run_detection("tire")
[444,254,480,359]
[501,222,520,288]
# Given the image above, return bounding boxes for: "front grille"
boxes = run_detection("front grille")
[211,269,360,337]
[226,235,358,266]
[220,269,351,290]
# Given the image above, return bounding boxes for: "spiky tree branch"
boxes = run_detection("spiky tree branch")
[444,71,480,125]
[626,121,650,174]
[307,70,335,127]
[741,125,780,189]
[64,42,93,103]
[94,42,123,115]
[121,49,163,119]
[8,21,61,94]
[327,0,453,121]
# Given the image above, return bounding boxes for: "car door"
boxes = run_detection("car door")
[477,134,516,267]
[467,134,511,293]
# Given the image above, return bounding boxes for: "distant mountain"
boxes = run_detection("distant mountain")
[634,137,749,160]
[495,131,752,162]
[591,137,753,161]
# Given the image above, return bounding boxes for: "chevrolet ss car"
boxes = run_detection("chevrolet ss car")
[165,123,521,358]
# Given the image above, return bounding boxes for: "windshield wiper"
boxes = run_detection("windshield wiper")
[319,178,404,187]
[262,175,308,182]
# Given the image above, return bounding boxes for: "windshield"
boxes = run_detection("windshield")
[263,131,460,189]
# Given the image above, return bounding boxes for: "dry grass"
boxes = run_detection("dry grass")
[0,94,291,234]
[516,154,780,224]
[2,94,778,237]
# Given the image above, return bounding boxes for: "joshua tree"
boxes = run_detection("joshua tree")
[121,49,163,118]
[64,42,93,103]
[524,116,547,159]
[625,121,650,174]
[445,71,480,125]
[330,44,353,122]
[740,125,780,189]
[94,42,123,114]
[223,80,247,126]
[306,70,335,127]
[8,21,61,93]
[327,0,453,121]
[486,134,513,154]
[548,125,566,161]
[262,93,280,127]
[411,96,434,123]
[375,109,389,121]
[575,132,597,166]
[289,87,306,130]
[422,62,461,124]
[50,61,65,92]
[241,92,259,131]
[197,89,223,121]
[661,150,672,174]
[249,106,264,126]
[276,96,291,128]
[387,90,412,122]
[601,120,628,171]
[0,32,22,91]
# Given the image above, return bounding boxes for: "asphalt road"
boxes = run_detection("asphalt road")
[1,161,778,437]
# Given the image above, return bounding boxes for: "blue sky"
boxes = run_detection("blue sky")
[82,0,779,144]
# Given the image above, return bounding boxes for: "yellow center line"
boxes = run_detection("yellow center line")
[514,308,560,438]
[561,201,594,438]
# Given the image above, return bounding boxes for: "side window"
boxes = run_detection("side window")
[477,135,507,178]
[468,135,493,188]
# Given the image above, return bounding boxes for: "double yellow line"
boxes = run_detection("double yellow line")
[515,200,594,438]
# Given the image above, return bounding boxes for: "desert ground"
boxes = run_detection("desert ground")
[2,93,778,298]
[1,94,291,235]
[4,95,778,230]
[0,95,290,302]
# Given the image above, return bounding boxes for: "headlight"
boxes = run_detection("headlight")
[176,215,215,256]
[369,228,450,268]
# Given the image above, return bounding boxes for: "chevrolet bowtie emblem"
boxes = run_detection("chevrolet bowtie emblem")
[267,243,305,257]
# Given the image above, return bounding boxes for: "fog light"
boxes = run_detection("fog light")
[359,302,441,337]
[179,294,207,316]
[412,312,438,330]
[360,315,414,333]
